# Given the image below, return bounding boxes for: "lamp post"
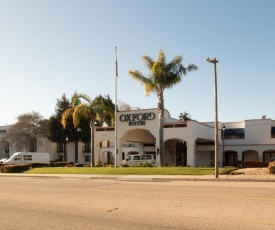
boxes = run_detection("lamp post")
[222,125,226,166]
[206,57,219,178]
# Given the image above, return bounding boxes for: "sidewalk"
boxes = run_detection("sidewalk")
[1,173,275,182]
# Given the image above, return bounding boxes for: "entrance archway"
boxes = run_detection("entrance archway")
[224,150,237,166]
[176,141,187,166]
[263,150,275,162]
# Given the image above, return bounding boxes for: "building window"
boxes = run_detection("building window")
[223,128,245,139]
[82,142,91,153]
[84,155,91,162]
[57,143,64,152]
[271,127,275,138]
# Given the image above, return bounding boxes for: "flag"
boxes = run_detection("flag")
[115,47,118,78]
[116,59,118,78]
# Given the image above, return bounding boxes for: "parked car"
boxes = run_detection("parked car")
[121,154,156,166]
[3,152,50,164]
[268,157,275,163]
[0,158,8,163]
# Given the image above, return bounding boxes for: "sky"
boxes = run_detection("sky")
[0,0,275,126]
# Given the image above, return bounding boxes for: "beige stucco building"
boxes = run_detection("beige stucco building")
[1,108,275,166]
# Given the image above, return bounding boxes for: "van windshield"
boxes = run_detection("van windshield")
[125,156,131,161]
[14,156,22,161]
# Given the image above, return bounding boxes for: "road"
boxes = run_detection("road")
[1,176,275,229]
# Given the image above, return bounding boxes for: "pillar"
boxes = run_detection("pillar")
[187,144,196,166]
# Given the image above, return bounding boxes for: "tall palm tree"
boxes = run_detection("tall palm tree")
[62,93,115,167]
[129,50,198,166]
[61,93,82,162]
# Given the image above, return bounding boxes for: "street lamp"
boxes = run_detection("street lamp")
[206,57,219,178]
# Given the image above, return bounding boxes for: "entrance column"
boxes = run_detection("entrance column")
[187,144,195,166]
[258,152,263,162]
[237,152,242,161]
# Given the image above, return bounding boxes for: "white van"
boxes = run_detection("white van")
[121,154,156,166]
[3,152,50,164]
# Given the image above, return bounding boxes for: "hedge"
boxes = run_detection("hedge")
[242,161,269,168]
[0,164,30,173]
[268,162,275,174]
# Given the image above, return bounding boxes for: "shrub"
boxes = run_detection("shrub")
[221,166,237,175]
[268,162,275,174]
[30,163,49,168]
[121,164,130,167]
[0,164,30,173]
[49,162,70,167]
[95,161,102,167]
[243,161,268,168]
[74,163,83,167]
[132,162,153,167]
[141,162,153,167]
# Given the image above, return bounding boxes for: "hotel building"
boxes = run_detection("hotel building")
[1,108,275,166]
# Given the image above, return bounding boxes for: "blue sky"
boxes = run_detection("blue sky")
[0,0,275,126]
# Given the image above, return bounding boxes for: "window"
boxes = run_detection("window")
[133,155,140,160]
[84,156,91,162]
[141,155,152,160]
[271,127,275,138]
[23,155,32,160]
[125,156,131,161]
[82,142,91,153]
[57,143,64,152]
[15,156,22,161]
[223,128,245,139]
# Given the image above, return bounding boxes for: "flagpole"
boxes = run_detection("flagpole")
[114,47,118,168]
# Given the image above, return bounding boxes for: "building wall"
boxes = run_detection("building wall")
[2,111,275,166]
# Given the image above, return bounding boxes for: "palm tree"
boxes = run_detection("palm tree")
[179,112,191,121]
[129,50,198,166]
[61,93,82,163]
[62,93,115,167]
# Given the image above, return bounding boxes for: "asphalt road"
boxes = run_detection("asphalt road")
[1,176,275,230]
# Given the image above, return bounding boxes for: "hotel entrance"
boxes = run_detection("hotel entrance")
[176,141,187,166]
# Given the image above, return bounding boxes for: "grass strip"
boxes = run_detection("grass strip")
[23,166,236,175]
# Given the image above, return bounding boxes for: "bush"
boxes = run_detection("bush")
[74,163,83,167]
[121,164,130,167]
[30,163,49,168]
[243,161,268,168]
[49,162,70,167]
[95,161,102,167]
[0,164,30,173]
[268,162,275,174]
[132,162,153,167]
[221,166,237,175]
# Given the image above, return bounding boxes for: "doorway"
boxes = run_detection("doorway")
[176,141,187,166]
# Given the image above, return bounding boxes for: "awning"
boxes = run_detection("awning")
[224,129,234,135]
[233,128,245,135]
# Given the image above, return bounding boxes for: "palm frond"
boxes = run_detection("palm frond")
[187,63,199,72]
[141,56,154,70]
[61,108,73,128]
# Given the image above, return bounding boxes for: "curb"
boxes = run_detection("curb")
[1,173,275,182]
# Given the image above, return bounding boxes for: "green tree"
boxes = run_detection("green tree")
[179,112,191,121]
[129,50,198,166]
[48,94,75,162]
[2,111,49,152]
[62,93,115,166]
